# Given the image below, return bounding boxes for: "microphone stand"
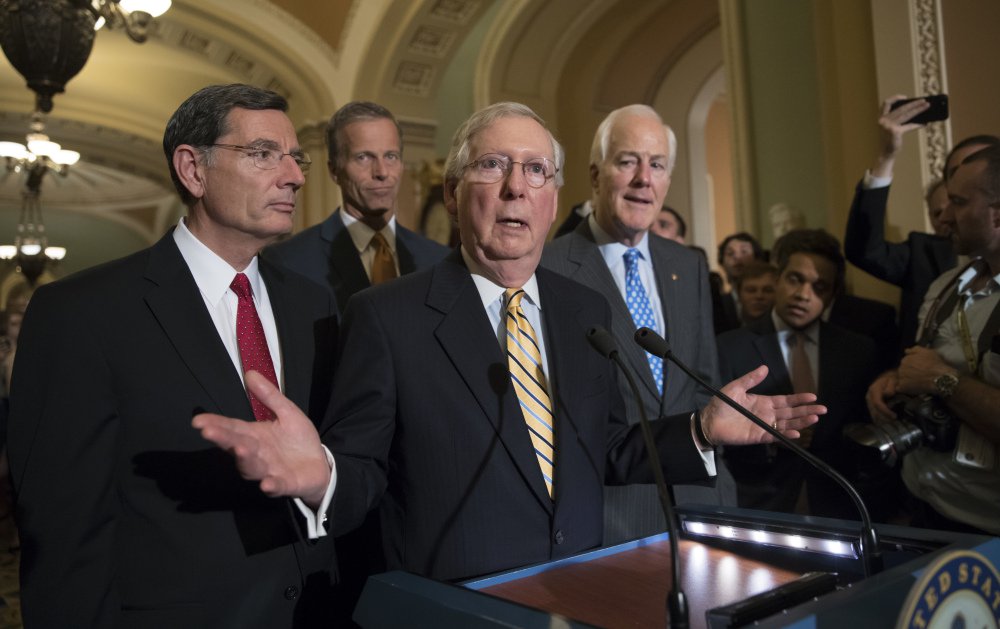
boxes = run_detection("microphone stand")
[634,327,883,578]
[586,327,689,628]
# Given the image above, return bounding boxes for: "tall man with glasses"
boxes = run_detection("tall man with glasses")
[265,101,447,313]
[543,104,736,546]
[8,84,339,628]
[192,101,824,584]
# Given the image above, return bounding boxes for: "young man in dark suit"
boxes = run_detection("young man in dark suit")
[717,229,880,519]
[8,85,340,627]
[194,102,825,584]
[265,101,447,312]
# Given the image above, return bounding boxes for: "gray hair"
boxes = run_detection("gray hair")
[589,104,677,174]
[443,102,565,188]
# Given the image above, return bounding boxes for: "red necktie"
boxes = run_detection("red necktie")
[230,273,279,420]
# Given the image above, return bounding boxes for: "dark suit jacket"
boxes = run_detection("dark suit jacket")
[843,182,956,349]
[323,250,712,582]
[827,293,900,373]
[542,222,736,543]
[264,209,449,314]
[716,315,878,518]
[8,232,339,629]
[552,201,590,238]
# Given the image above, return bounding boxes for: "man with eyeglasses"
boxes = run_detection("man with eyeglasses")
[265,101,447,313]
[8,84,339,627]
[542,104,736,546]
[192,101,824,585]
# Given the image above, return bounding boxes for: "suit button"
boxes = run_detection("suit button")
[284,585,299,600]
[554,530,564,545]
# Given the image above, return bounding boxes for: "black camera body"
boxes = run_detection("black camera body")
[843,394,960,468]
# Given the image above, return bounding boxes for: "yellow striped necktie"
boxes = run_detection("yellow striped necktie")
[505,288,555,498]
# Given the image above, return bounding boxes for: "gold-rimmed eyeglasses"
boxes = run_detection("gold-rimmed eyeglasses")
[208,143,311,174]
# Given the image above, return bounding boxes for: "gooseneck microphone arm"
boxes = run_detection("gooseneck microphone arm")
[633,327,883,578]
[586,326,689,628]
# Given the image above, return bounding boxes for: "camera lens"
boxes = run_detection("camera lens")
[843,420,924,468]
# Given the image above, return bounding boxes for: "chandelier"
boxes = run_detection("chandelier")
[0,0,171,113]
[0,116,77,285]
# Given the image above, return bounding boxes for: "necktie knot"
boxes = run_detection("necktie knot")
[624,248,641,270]
[505,288,525,311]
[370,231,391,252]
[230,272,252,300]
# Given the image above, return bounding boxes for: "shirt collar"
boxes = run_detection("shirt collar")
[460,246,541,311]
[173,217,263,305]
[956,257,1000,296]
[588,213,652,263]
[771,308,820,343]
[340,207,398,254]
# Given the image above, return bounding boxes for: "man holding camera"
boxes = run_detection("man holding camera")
[866,145,1000,535]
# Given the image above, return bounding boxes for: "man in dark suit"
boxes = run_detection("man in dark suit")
[194,102,824,584]
[825,292,899,373]
[265,101,447,312]
[718,229,881,519]
[8,85,339,628]
[542,104,736,546]
[843,95,1000,350]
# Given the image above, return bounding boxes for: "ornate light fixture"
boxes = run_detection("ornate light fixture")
[0,115,77,285]
[0,0,171,113]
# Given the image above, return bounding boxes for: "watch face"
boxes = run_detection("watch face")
[935,374,959,397]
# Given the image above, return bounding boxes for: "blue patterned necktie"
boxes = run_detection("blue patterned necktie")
[624,248,664,393]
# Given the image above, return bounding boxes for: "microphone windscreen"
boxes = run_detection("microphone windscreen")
[634,327,670,357]
[586,326,619,359]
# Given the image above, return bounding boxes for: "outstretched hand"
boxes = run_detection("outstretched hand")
[701,365,825,446]
[192,371,331,507]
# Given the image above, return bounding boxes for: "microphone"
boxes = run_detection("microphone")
[634,327,883,577]
[586,326,689,628]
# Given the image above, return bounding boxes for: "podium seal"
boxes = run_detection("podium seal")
[897,549,1000,629]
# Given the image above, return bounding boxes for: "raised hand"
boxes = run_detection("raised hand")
[192,370,331,507]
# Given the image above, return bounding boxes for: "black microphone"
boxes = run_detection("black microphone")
[586,326,689,628]
[634,327,883,577]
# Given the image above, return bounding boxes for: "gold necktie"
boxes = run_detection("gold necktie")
[369,231,397,284]
[505,288,555,498]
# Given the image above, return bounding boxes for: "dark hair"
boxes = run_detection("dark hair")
[945,135,1000,180]
[661,206,687,238]
[734,261,778,292]
[960,144,1000,202]
[772,228,846,295]
[163,84,289,205]
[326,101,402,168]
[717,232,764,266]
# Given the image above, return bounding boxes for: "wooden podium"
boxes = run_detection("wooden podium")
[353,506,997,628]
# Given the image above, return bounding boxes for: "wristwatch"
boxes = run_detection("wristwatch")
[933,372,959,399]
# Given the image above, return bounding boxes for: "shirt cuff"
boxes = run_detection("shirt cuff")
[293,445,337,539]
[690,412,718,475]
[862,170,892,190]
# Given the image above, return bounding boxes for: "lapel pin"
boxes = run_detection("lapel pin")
[671,273,678,281]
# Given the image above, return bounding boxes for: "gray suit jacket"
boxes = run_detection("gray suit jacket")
[542,221,736,544]
[264,209,449,314]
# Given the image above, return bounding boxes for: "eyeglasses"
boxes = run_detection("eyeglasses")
[208,143,311,174]
[464,153,557,188]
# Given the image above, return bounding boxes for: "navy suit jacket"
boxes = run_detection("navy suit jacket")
[843,182,956,349]
[264,209,449,314]
[8,232,339,628]
[323,250,712,581]
[717,315,878,517]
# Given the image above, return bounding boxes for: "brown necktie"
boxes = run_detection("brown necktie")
[231,273,279,421]
[788,331,816,448]
[369,232,397,284]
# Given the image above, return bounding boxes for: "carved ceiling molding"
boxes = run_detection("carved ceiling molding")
[913,0,947,179]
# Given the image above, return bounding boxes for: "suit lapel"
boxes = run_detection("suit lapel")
[395,226,418,275]
[567,226,661,401]
[325,212,371,305]
[260,260,309,410]
[649,238,679,408]
[749,317,793,392]
[143,233,254,419]
[429,252,554,511]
